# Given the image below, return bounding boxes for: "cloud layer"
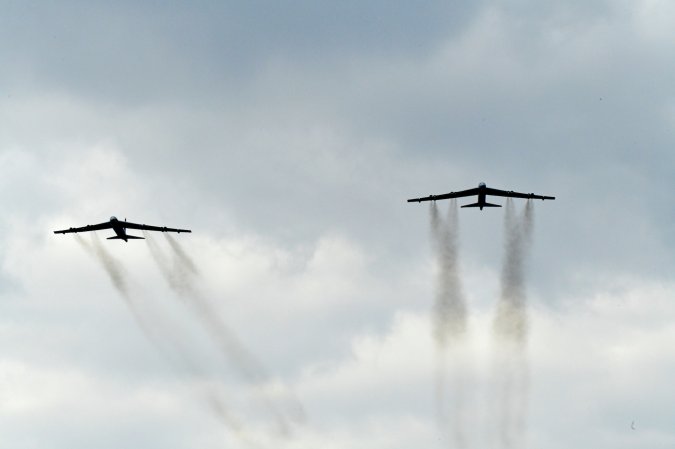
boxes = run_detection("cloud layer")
[2,0,675,447]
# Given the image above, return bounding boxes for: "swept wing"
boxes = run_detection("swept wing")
[123,221,191,233]
[407,187,479,203]
[53,222,113,234]
[483,187,555,200]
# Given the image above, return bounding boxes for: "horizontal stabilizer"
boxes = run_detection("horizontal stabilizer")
[461,202,502,208]
[107,235,145,240]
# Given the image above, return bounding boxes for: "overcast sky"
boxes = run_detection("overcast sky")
[2,1,675,448]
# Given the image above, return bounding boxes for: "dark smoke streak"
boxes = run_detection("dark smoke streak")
[144,232,304,436]
[78,233,130,298]
[430,200,468,343]
[429,200,468,448]
[165,233,198,275]
[76,234,156,340]
[492,199,534,449]
[75,234,251,443]
[144,233,267,382]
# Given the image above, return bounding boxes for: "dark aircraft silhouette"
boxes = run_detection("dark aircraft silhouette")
[53,216,191,242]
[407,182,555,210]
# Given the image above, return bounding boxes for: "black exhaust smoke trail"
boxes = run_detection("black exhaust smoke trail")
[145,232,304,436]
[165,233,198,275]
[429,200,468,448]
[163,235,307,432]
[75,233,155,339]
[75,234,252,444]
[144,233,266,382]
[77,233,130,298]
[492,199,534,449]
[76,233,177,351]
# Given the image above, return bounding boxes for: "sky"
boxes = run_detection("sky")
[1,1,675,448]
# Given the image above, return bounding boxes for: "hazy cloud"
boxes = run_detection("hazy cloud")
[2,0,675,447]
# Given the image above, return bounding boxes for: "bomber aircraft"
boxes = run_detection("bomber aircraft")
[407,182,555,210]
[53,216,191,242]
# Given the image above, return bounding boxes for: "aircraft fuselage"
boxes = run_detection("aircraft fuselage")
[109,217,144,242]
[461,182,501,210]
[110,217,127,240]
[477,184,487,209]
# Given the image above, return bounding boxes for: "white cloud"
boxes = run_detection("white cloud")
[2,147,675,447]
[633,0,675,42]
[2,0,675,447]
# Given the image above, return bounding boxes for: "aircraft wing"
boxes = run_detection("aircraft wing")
[122,221,192,233]
[53,221,113,234]
[484,187,555,200]
[407,187,479,203]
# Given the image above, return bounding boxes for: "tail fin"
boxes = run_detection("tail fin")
[461,202,502,208]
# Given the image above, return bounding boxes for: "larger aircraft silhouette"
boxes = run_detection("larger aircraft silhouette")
[407,182,555,210]
[54,216,191,242]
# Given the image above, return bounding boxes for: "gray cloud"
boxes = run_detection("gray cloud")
[0,1,484,106]
[4,0,671,296]
[2,0,675,447]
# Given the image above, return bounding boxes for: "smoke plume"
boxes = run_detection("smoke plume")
[165,233,198,275]
[76,233,129,298]
[429,200,469,448]
[144,233,267,382]
[144,232,304,436]
[75,233,159,340]
[75,233,250,442]
[492,199,534,449]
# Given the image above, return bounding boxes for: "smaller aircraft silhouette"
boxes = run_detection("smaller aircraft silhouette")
[54,216,191,242]
[631,421,636,430]
[407,182,555,210]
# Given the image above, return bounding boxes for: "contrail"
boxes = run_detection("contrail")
[75,233,254,444]
[165,233,198,275]
[144,232,305,436]
[76,233,157,339]
[144,233,267,383]
[77,233,130,298]
[492,199,534,449]
[429,200,469,448]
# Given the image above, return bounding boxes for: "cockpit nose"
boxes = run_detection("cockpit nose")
[479,182,486,188]
[110,216,118,221]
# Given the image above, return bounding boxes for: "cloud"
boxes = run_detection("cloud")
[3,150,675,448]
[527,280,675,449]
[0,1,487,108]
[2,1,675,447]
[4,0,674,283]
